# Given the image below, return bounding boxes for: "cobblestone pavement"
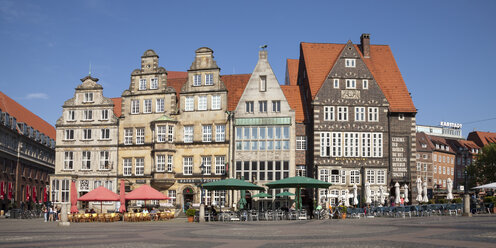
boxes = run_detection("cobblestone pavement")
[1,215,495,248]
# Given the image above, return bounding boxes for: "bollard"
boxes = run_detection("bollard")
[58,203,70,226]
[199,203,205,223]
[462,194,472,217]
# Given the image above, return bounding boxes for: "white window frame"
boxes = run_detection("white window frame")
[99,151,110,170]
[202,125,212,142]
[131,100,140,114]
[355,107,365,121]
[332,132,342,157]
[346,79,356,89]
[205,73,214,85]
[324,106,335,121]
[156,98,165,113]
[150,78,158,89]
[333,79,339,88]
[202,156,211,175]
[362,79,368,89]
[399,114,405,120]
[215,125,225,142]
[193,74,201,86]
[168,126,174,142]
[157,126,167,142]
[198,95,207,111]
[259,101,267,113]
[185,96,194,111]
[135,158,144,176]
[143,99,152,113]
[67,110,75,121]
[345,59,356,68]
[83,110,93,121]
[123,158,132,176]
[183,157,193,175]
[296,136,307,150]
[368,107,379,122]
[124,128,133,145]
[136,128,145,144]
[167,155,173,172]
[82,151,91,170]
[83,129,92,140]
[350,170,360,184]
[100,128,110,140]
[361,133,371,157]
[211,95,221,110]
[259,75,267,92]
[320,132,330,157]
[215,156,225,175]
[337,106,348,121]
[272,100,281,112]
[139,78,147,90]
[156,155,165,172]
[83,92,93,103]
[377,170,386,184]
[245,101,254,113]
[366,170,375,184]
[64,151,73,170]
[65,129,74,140]
[184,126,193,143]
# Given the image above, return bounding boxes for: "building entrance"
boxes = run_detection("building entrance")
[183,187,194,211]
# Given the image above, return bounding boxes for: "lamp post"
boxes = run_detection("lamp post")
[199,163,205,222]
[463,169,471,217]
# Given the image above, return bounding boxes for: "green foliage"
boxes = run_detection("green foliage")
[483,196,495,203]
[436,199,449,204]
[339,205,347,213]
[451,198,462,204]
[185,208,196,217]
[467,143,496,187]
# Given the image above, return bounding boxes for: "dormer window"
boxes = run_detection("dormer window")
[205,74,213,85]
[345,59,356,67]
[150,78,158,89]
[84,92,93,103]
[260,76,267,92]
[139,79,147,90]
[193,74,201,86]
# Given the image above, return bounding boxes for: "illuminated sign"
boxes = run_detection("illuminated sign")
[440,121,462,129]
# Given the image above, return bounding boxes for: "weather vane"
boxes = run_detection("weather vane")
[260,44,267,50]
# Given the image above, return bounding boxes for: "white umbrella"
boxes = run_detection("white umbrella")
[472,182,496,189]
[422,182,429,203]
[353,184,358,206]
[394,182,400,204]
[343,189,352,207]
[446,178,453,200]
[416,177,423,203]
[404,184,409,203]
[365,182,372,205]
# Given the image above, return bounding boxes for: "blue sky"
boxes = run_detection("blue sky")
[1,0,495,137]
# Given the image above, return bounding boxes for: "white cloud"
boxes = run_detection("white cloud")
[25,93,49,100]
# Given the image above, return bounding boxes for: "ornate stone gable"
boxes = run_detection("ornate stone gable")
[126,49,170,95]
[181,47,227,94]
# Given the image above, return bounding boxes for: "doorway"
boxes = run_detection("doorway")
[183,187,194,211]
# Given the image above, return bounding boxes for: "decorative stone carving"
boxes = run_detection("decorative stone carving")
[341,90,360,99]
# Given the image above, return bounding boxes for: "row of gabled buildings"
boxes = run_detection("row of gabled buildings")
[51,33,420,211]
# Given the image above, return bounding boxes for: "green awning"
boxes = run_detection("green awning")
[202,178,265,191]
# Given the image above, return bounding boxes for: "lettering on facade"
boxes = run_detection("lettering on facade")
[177,179,220,184]
[391,136,408,180]
[335,157,367,161]
[341,90,360,99]
[136,180,146,184]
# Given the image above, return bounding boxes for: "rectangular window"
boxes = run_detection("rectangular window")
[216,125,225,142]
[398,114,405,120]
[324,106,335,121]
[99,151,109,170]
[337,106,348,121]
[198,96,207,110]
[320,132,331,157]
[434,165,437,174]
[184,126,193,143]
[333,79,339,88]
[156,98,165,112]
[167,155,173,172]
[362,79,368,89]
[64,151,73,170]
[202,125,212,142]
[185,97,194,111]
[259,101,267,113]
[168,126,174,142]
[202,156,211,175]
[211,95,221,110]
[150,78,158,89]
[372,133,383,157]
[167,190,176,205]
[144,99,152,113]
[259,75,267,92]
[296,165,306,177]
[345,59,356,67]
[183,157,193,175]
[272,101,281,112]
[296,136,307,150]
[157,126,166,142]
[67,110,75,121]
[135,158,144,176]
[245,101,254,113]
[355,107,365,121]
[193,74,201,86]
[136,128,145,144]
[319,169,329,182]
[350,170,360,184]
[123,158,132,176]
[82,151,91,170]
[346,79,356,89]
[51,179,60,202]
[65,130,74,140]
[330,170,341,184]
[100,128,110,140]
[61,179,70,202]
[215,156,225,175]
[139,79,147,90]
[332,132,342,157]
[377,170,386,184]
[84,92,94,103]
[83,129,92,140]
[156,155,165,172]
[368,107,378,122]
[83,110,93,120]
[124,128,133,145]
[131,100,140,114]
[366,170,375,184]
[205,73,213,85]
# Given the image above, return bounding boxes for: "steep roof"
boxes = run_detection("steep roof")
[467,131,496,147]
[167,71,188,79]
[221,74,251,111]
[300,42,416,113]
[0,91,56,139]
[110,98,122,118]
[285,59,299,86]
[429,135,456,154]
[281,85,305,122]
[416,132,434,152]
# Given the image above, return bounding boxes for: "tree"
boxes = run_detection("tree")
[467,143,496,188]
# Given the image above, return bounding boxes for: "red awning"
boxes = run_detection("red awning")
[78,186,119,202]
[125,184,170,200]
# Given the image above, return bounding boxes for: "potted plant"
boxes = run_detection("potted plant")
[185,209,196,222]
[339,206,347,219]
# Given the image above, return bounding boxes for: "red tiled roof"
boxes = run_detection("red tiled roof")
[221,74,251,111]
[300,42,416,113]
[285,59,299,86]
[167,71,188,79]
[167,77,188,108]
[468,131,496,147]
[281,85,305,122]
[457,139,480,150]
[0,91,56,139]
[111,98,122,118]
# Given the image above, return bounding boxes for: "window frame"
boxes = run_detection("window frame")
[345,59,356,68]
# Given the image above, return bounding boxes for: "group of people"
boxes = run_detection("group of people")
[41,205,60,222]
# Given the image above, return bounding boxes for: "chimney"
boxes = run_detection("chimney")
[360,33,370,58]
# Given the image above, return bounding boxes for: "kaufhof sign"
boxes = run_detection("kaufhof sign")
[440,121,462,129]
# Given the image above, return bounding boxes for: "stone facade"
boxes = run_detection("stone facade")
[233,50,296,209]
[53,75,118,211]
